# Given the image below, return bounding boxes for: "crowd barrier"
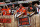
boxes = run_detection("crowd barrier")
[19,14,40,27]
[0,14,40,27]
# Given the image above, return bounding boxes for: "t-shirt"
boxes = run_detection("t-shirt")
[17,7,27,15]
[2,8,7,15]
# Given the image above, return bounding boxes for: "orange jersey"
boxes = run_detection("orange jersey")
[2,9,7,15]
[17,7,27,15]
[6,8,11,15]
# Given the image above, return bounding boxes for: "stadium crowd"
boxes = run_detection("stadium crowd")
[0,2,39,18]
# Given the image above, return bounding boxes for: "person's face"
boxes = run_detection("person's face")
[34,3,38,7]
[19,4,22,8]
[3,6,5,9]
[9,7,11,9]
[13,4,14,6]
[30,3,32,6]
[12,4,15,8]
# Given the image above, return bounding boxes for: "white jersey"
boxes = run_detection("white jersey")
[39,9,40,14]
[36,7,39,12]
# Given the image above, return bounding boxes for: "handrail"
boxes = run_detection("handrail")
[0,15,14,18]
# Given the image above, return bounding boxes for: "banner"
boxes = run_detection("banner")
[0,18,11,23]
[18,17,30,26]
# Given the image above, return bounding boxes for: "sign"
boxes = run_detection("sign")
[0,2,6,6]
[18,17,30,26]
[0,18,11,23]
[0,2,5,4]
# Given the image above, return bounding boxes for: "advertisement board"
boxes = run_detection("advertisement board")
[18,17,30,26]
[0,18,11,23]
